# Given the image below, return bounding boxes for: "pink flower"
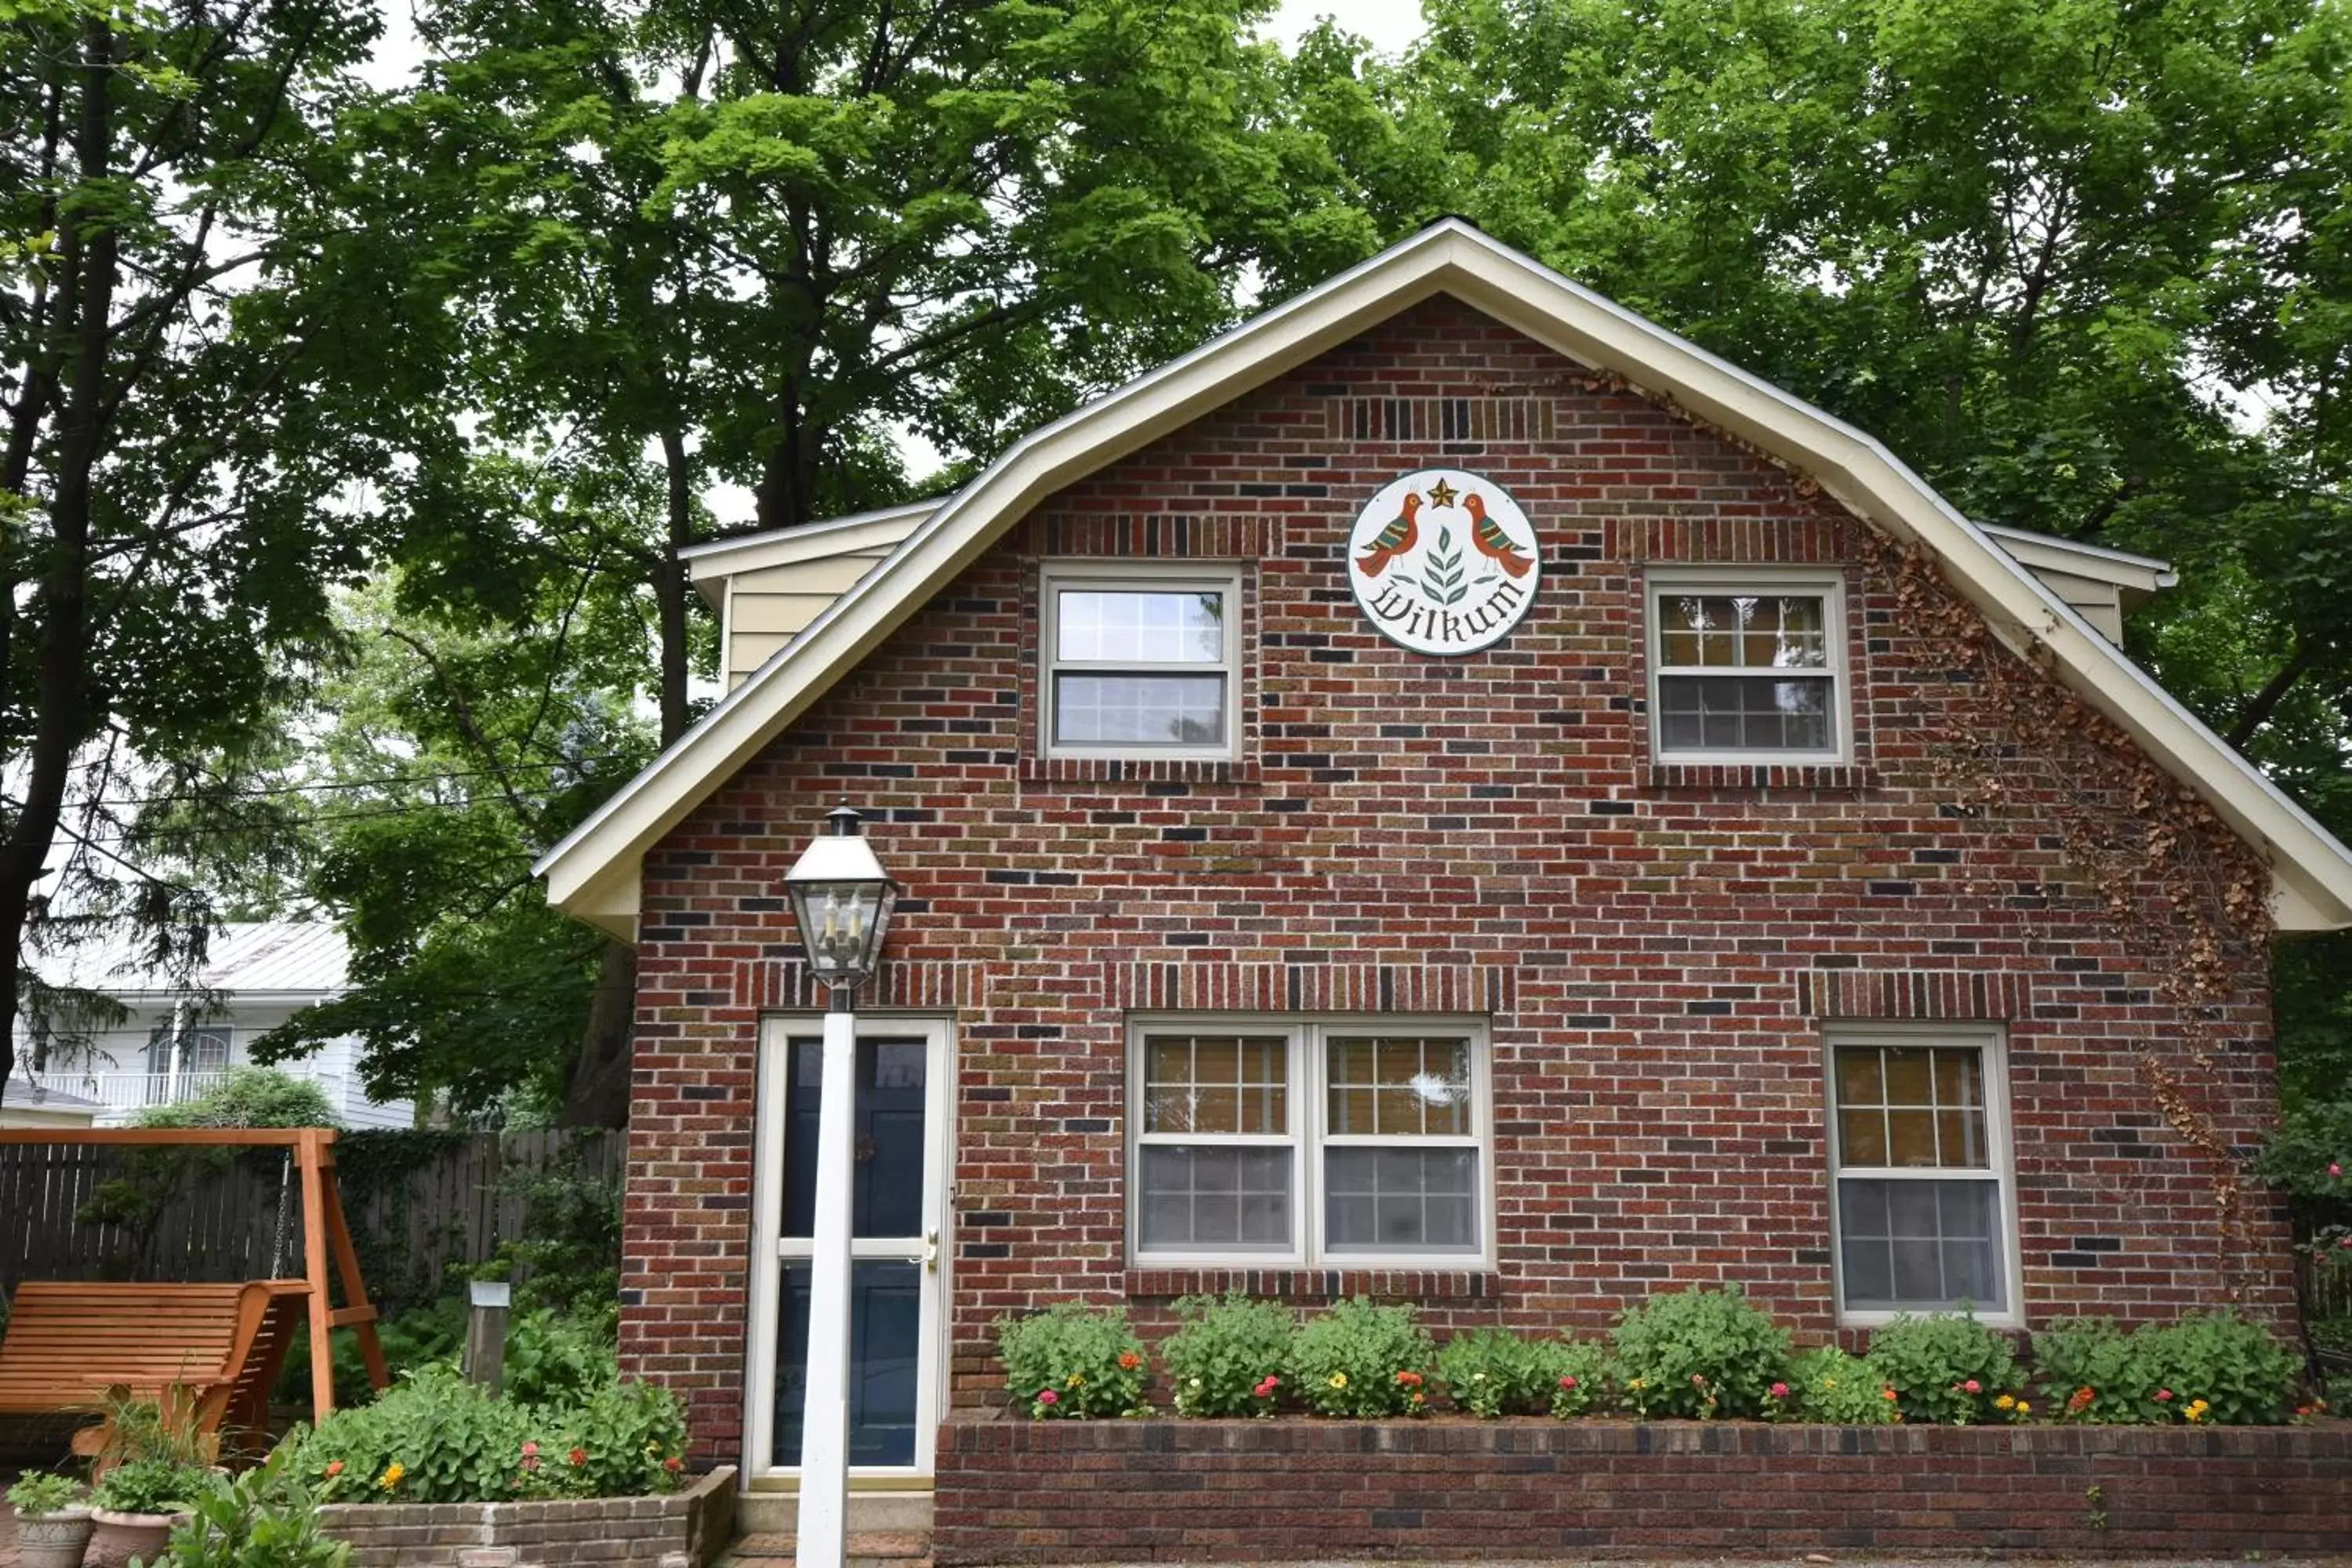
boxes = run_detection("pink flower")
[1557,1376,1578,1391]
[1690,1374,1707,1385]
[2155,1388,2173,1402]
[1962,1380,1982,1395]
[2331,1163,2343,1178]
[1769,1382,1791,1399]
[521,1442,539,1458]
[1037,1388,1059,1406]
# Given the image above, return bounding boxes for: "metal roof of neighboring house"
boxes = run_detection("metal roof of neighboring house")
[534,219,2352,938]
[31,920,350,1000]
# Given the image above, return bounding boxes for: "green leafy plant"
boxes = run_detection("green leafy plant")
[92,1390,218,1470]
[541,1378,689,1497]
[1160,1293,1296,1417]
[1868,1312,2020,1425]
[2134,1312,2299,1425]
[993,1301,1149,1419]
[1289,1298,1435,1417]
[1547,1341,1610,1418]
[501,1308,615,1407]
[1782,1346,1900,1425]
[1609,1286,1791,1420]
[133,1065,339,1130]
[303,1364,534,1503]
[1436,1327,1601,1418]
[90,1458,213,1517]
[158,1439,351,1568]
[275,1294,470,1410]
[2031,1318,2163,1425]
[5,1472,83,1515]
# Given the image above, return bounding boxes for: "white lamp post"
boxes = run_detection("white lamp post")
[782,804,899,1568]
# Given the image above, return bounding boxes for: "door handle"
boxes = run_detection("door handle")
[924,1229,939,1273]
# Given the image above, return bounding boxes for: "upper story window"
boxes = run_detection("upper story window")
[1043,563,1240,760]
[1826,1023,2019,1325]
[1128,1016,1491,1269]
[1646,569,1849,763]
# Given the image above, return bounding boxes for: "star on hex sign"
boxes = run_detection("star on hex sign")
[1425,477,1459,508]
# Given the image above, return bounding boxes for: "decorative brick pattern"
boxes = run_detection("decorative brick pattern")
[316,1467,734,1568]
[622,296,2293,1468]
[935,1420,2352,1562]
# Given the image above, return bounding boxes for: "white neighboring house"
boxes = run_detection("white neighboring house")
[0,1076,103,1129]
[14,921,414,1129]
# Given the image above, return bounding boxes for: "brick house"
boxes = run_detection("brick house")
[535,221,2352,1510]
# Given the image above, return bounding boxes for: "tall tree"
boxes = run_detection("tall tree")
[262,0,1381,1123]
[0,0,421,1102]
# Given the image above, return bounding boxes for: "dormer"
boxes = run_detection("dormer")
[682,501,936,691]
[1980,524,2176,644]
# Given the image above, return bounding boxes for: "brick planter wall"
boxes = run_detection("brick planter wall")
[935,1419,2352,1561]
[317,1465,735,1568]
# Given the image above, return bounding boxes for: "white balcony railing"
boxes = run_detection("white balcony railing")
[75,1069,232,1111]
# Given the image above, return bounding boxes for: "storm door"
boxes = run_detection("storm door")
[747,1016,950,1480]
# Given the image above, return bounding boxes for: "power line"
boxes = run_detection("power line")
[71,753,633,810]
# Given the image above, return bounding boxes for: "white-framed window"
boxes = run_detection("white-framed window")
[1646,568,1850,763]
[1825,1023,2020,1325]
[1127,1015,1491,1268]
[1042,562,1241,760]
[144,1025,230,1076]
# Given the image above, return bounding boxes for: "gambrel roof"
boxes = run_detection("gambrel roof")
[536,221,2352,938]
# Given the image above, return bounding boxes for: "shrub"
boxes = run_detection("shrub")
[1868,1312,2020,1425]
[1290,1298,1435,1417]
[993,1301,1149,1418]
[503,1308,615,1407]
[303,1365,534,1502]
[1781,1346,1899,1425]
[2135,1312,2299,1425]
[92,1390,217,1469]
[275,1294,469,1409]
[161,1439,351,1568]
[134,1065,339,1129]
[2031,1318,2161,1424]
[1609,1286,1790,1419]
[542,1378,689,1497]
[90,1457,215,1516]
[5,1472,83,1515]
[1160,1293,1296,1417]
[1436,1328,1602,1418]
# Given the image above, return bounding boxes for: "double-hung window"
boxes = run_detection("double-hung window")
[1129,1018,1490,1267]
[1647,570,1849,761]
[1042,564,1240,760]
[1826,1025,2019,1323]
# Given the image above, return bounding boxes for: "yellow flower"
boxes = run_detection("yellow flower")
[2014,1401,2031,1416]
[1823,1377,1837,1390]
[1994,1395,2015,1410]
[1628,1377,1648,1391]
[1328,1372,1348,1389]
[1065,1374,1084,1388]
[379,1463,405,1491]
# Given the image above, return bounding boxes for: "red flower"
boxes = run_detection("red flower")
[568,1448,587,1467]
[1117,1351,1142,1370]
[1557,1375,1578,1391]
[664,1457,684,1474]
[1395,1370,1422,1387]
[2068,1387,2095,1414]
[325,1461,344,1479]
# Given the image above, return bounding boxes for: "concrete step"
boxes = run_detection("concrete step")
[720,1529,931,1568]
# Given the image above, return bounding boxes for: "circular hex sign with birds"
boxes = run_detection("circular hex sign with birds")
[1346,469,1541,655]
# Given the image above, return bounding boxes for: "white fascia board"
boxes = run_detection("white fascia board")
[681,503,942,608]
[1980,524,2178,595]
[539,220,2352,935]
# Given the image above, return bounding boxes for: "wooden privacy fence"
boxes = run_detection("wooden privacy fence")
[0,1128,621,1313]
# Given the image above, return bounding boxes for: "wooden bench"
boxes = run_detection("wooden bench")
[0,1279,310,1458]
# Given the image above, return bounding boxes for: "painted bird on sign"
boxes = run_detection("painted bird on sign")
[1355,489,1421,578]
[1465,492,1534,579]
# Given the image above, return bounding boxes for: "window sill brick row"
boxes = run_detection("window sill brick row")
[1123,1267,1494,1302]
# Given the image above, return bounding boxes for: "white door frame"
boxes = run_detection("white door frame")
[745,1012,954,1483]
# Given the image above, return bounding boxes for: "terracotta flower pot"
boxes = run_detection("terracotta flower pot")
[13,1508,97,1568]
[86,1506,188,1568]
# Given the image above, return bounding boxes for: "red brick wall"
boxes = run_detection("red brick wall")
[621,297,2292,1464]
[935,1419,2352,1561]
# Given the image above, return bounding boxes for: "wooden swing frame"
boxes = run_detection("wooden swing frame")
[0,1125,390,1421]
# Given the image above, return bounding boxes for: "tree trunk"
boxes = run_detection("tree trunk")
[561,938,637,1128]
[656,425,695,744]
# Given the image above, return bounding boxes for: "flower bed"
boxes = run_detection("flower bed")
[935,1417,2352,1563]
[317,1462,735,1568]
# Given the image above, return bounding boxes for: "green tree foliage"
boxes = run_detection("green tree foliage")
[0,0,419,1105]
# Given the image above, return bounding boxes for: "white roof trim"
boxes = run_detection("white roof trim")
[677,499,942,565]
[682,503,939,610]
[1981,524,2177,596]
[536,220,2352,936]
